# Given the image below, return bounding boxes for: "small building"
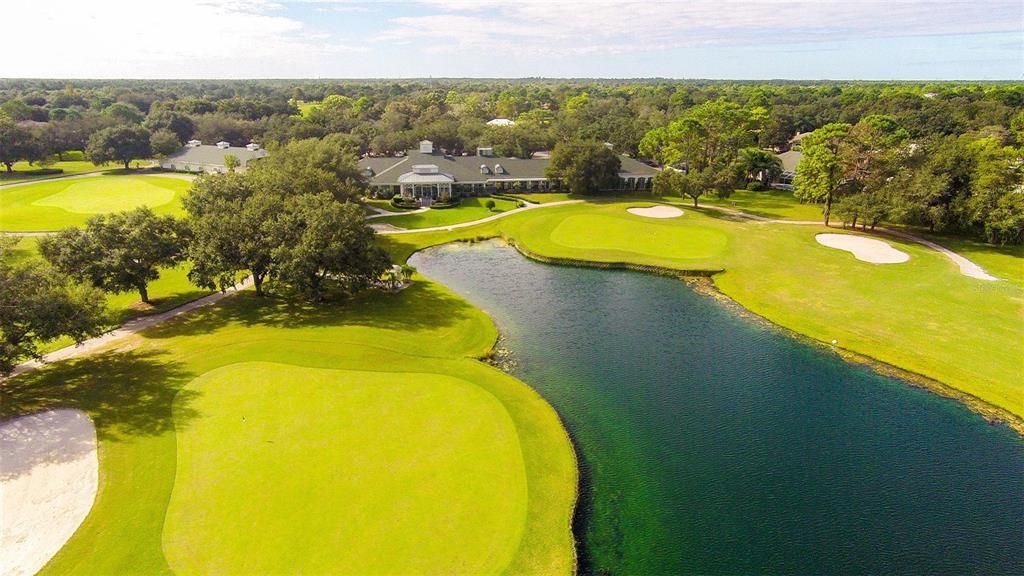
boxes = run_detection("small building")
[160,141,268,174]
[486,118,516,127]
[788,131,812,151]
[359,140,658,204]
[774,150,802,189]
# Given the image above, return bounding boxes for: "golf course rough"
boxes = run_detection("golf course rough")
[6,279,576,575]
[0,174,189,231]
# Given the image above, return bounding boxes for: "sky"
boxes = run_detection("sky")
[3,0,1021,80]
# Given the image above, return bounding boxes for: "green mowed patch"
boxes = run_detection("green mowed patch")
[0,155,112,184]
[0,174,189,231]
[5,280,575,575]
[511,193,574,204]
[374,197,519,229]
[383,200,1023,423]
[164,362,526,575]
[701,188,824,221]
[920,233,1024,288]
[549,212,730,260]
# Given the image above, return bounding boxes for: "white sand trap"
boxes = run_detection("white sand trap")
[816,233,910,264]
[1,409,98,576]
[627,205,684,219]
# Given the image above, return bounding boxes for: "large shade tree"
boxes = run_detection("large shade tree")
[85,125,152,169]
[270,193,390,300]
[0,116,44,172]
[0,240,108,375]
[185,172,278,296]
[39,208,188,304]
[545,140,621,195]
[251,134,367,202]
[185,146,388,300]
[794,123,852,226]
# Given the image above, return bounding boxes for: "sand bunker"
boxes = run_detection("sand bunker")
[627,205,684,219]
[816,233,910,264]
[1,409,98,576]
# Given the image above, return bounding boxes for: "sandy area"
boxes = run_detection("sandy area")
[627,205,684,219]
[1,409,98,576]
[816,233,910,264]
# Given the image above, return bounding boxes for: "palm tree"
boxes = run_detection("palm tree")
[737,147,782,186]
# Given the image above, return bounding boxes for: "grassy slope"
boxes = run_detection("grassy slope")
[374,197,519,229]
[3,281,576,575]
[511,193,574,204]
[701,188,825,221]
[382,200,1024,423]
[0,174,188,231]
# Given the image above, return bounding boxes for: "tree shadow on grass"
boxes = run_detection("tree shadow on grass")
[1,349,199,446]
[690,205,764,224]
[142,281,483,340]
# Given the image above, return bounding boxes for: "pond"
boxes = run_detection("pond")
[410,241,1023,575]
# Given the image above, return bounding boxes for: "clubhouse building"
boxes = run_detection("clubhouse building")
[358,140,658,202]
[160,140,268,173]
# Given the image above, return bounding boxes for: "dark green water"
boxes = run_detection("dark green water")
[410,241,1024,576]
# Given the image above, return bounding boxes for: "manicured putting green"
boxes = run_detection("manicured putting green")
[164,362,526,575]
[0,174,189,231]
[33,178,177,214]
[549,213,729,259]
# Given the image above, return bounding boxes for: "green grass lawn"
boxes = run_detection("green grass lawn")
[296,100,320,117]
[3,280,577,574]
[164,362,527,575]
[0,152,115,184]
[382,200,1024,425]
[374,196,520,229]
[1,173,190,232]
[701,188,825,221]
[510,192,574,204]
[919,233,1024,288]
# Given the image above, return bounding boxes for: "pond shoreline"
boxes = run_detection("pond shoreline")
[480,237,1024,437]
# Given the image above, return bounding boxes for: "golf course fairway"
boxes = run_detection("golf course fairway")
[2,279,576,575]
[0,174,189,231]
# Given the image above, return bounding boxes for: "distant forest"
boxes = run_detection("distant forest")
[1,79,1022,243]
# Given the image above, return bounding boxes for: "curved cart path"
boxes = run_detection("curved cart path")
[375,199,582,234]
[7,279,251,379]
[699,204,998,281]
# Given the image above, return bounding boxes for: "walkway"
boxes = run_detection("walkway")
[377,199,582,234]
[365,205,428,219]
[8,278,252,378]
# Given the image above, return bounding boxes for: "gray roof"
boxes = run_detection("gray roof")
[163,145,268,168]
[359,149,657,186]
[778,150,802,172]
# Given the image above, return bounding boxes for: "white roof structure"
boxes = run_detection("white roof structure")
[397,165,454,184]
[486,118,516,127]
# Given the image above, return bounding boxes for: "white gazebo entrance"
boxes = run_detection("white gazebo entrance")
[397,164,454,204]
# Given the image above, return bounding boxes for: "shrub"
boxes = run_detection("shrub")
[390,196,418,209]
[485,199,496,211]
[746,181,767,191]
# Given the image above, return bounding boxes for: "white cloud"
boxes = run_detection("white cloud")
[0,0,1017,78]
[0,0,366,78]
[378,0,1022,56]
